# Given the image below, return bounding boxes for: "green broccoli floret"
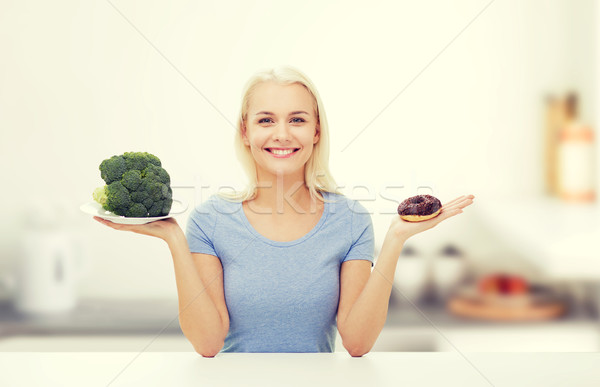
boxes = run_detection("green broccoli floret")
[93,152,173,217]
[121,170,142,191]
[99,155,127,184]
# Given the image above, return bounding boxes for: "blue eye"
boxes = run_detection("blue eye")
[258,117,305,124]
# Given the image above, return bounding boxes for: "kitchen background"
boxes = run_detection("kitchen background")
[1,0,599,352]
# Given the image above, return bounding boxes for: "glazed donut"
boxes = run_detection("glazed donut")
[397,194,442,222]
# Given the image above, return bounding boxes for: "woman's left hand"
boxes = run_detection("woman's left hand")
[385,194,475,246]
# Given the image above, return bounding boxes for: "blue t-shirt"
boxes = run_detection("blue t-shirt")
[185,190,375,353]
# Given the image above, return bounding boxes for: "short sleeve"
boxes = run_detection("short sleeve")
[185,195,219,256]
[342,200,375,266]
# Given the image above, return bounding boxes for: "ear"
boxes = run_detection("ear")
[241,123,250,146]
[313,126,320,144]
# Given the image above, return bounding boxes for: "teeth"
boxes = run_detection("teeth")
[270,149,296,155]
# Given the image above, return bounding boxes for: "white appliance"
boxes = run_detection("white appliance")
[10,228,89,315]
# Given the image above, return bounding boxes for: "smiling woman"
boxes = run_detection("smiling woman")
[182,66,474,356]
[95,65,474,357]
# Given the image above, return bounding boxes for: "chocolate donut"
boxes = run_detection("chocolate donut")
[397,194,442,222]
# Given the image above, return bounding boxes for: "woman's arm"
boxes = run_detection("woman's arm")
[336,234,405,357]
[167,230,229,357]
[336,195,474,357]
[94,217,228,357]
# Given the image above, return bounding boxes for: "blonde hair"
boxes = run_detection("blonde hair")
[217,66,342,204]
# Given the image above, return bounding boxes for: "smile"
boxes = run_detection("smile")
[265,148,300,158]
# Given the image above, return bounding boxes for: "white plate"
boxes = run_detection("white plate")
[80,199,188,225]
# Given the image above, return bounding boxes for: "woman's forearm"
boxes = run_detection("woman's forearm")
[166,230,226,356]
[339,235,406,356]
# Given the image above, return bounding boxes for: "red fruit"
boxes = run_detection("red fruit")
[478,274,529,295]
[506,276,528,294]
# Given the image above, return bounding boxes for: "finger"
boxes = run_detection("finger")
[437,207,464,222]
[456,197,475,209]
[441,196,474,212]
[94,217,134,232]
[447,198,473,210]
[441,198,473,216]
[94,216,114,226]
[443,194,474,207]
[441,202,470,216]
[442,195,467,208]
[96,218,119,230]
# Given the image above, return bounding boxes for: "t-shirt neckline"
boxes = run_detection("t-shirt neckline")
[239,191,330,247]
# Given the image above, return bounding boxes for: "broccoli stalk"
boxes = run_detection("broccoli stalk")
[92,186,107,206]
[92,152,173,217]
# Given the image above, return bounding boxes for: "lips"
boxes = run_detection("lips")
[264,148,300,159]
[265,148,300,152]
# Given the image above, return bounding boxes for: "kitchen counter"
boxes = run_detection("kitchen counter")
[0,299,183,337]
[2,297,598,352]
[1,297,595,338]
[0,352,598,386]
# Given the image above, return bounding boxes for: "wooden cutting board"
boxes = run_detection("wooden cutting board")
[447,289,567,321]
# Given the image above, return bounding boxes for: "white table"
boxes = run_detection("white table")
[0,352,598,386]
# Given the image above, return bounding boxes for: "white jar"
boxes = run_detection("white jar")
[557,93,596,202]
[431,245,466,301]
[393,245,428,304]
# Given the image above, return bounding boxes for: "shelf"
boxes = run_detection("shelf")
[476,197,600,279]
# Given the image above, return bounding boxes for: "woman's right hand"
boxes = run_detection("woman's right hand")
[94,216,182,244]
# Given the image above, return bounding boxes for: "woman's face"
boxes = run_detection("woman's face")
[242,81,320,179]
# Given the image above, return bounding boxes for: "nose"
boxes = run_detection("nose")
[272,122,292,143]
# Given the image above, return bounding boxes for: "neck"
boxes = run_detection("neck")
[251,170,317,215]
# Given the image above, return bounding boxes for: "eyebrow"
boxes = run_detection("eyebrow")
[254,111,310,116]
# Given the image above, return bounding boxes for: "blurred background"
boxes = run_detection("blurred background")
[1,0,599,352]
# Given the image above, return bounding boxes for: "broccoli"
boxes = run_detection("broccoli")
[92,152,173,217]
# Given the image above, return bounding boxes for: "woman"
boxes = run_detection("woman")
[95,66,474,357]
